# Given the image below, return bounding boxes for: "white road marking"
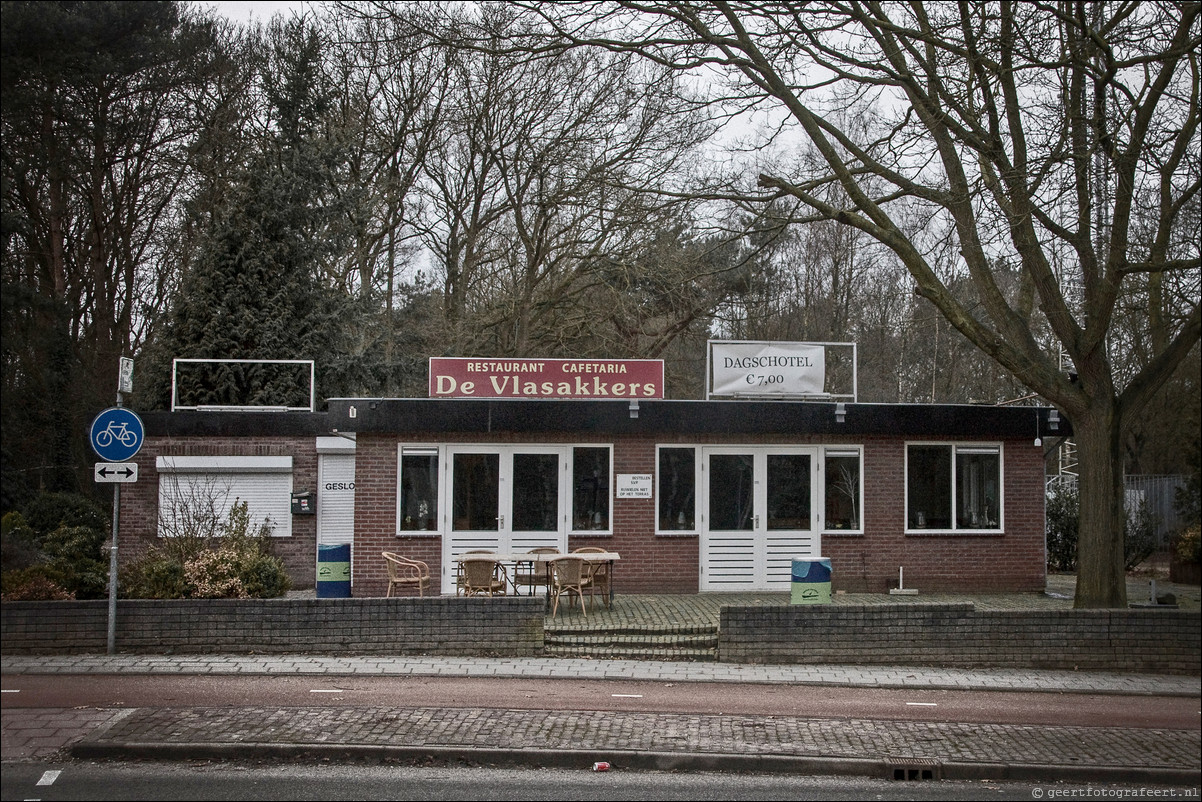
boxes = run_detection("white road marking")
[310,689,344,693]
[611,694,643,698]
[905,702,938,707]
[36,770,61,786]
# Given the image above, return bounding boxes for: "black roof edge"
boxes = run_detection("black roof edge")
[141,410,330,438]
[322,398,1071,438]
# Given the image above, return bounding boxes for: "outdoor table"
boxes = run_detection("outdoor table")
[452,552,620,604]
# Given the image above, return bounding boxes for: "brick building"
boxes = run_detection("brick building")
[127,397,1060,597]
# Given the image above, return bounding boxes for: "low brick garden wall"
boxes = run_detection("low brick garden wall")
[1,597,546,657]
[718,603,1201,674]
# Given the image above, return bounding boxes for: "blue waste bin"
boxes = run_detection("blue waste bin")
[317,544,351,598]
[790,557,831,604]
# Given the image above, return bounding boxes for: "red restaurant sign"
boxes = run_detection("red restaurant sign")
[429,358,665,399]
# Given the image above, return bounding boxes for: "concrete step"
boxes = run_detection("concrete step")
[543,644,717,662]
[546,632,718,649]
[543,625,719,661]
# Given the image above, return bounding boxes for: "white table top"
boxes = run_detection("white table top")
[453,552,620,563]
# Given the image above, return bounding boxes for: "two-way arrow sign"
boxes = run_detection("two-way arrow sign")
[94,462,138,483]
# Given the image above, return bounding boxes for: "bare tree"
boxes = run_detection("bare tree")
[519,1,1201,607]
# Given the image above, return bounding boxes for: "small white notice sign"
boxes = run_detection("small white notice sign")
[616,474,653,499]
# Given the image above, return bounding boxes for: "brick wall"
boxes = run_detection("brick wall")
[718,603,1201,674]
[357,432,1045,596]
[1,598,545,656]
[131,427,1047,597]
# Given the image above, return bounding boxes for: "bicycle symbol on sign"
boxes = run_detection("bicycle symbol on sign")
[95,420,139,449]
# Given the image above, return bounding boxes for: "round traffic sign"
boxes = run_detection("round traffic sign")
[89,407,145,462]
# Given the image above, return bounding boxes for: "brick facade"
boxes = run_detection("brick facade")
[131,403,1051,597]
[123,414,325,588]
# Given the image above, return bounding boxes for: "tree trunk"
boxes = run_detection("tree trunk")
[1072,403,1128,608]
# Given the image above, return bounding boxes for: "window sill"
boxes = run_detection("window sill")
[905,529,1004,536]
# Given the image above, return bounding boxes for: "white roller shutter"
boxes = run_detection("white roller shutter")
[317,440,355,546]
[157,456,293,538]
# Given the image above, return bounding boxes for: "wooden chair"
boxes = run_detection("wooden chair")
[514,547,559,596]
[549,556,592,617]
[460,556,509,597]
[382,552,431,597]
[573,546,612,609]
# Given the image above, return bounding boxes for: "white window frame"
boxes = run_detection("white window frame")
[155,456,293,538]
[396,444,443,536]
[569,444,614,535]
[904,442,1004,534]
[821,445,864,535]
[655,444,701,536]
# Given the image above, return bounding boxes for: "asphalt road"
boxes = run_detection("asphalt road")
[5,674,1198,730]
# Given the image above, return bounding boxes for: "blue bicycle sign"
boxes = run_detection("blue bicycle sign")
[90,407,144,462]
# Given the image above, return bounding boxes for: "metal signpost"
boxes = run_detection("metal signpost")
[91,363,142,655]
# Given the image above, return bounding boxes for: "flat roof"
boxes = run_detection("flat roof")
[323,398,1068,438]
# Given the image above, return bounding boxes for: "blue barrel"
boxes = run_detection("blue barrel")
[790,557,831,604]
[316,544,351,598]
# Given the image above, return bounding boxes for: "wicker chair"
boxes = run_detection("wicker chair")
[382,552,431,597]
[573,546,612,609]
[459,556,509,597]
[549,556,592,617]
[513,547,560,596]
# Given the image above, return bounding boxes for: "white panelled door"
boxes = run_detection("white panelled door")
[440,446,568,592]
[700,447,820,591]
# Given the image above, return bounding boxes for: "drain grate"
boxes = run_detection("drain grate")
[885,758,943,781]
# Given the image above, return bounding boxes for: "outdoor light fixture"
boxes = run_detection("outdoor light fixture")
[1048,409,1060,431]
[1034,411,1042,448]
[629,399,639,419]
[835,402,846,424]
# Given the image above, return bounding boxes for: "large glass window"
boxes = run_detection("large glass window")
[453,452,499,531]
[512,452,560,532]
[709,453,754,531]
[824,450,861,532]
[571,447,610,531]
[399,448,439,531]
[766,454,811,530]
[657,447,696,531]
[907,444,1001,531]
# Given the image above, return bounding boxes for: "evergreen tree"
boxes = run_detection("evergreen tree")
[152,17,352,409]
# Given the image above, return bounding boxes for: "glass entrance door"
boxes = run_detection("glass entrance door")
[700,447,820,590]
[443,446,566,591]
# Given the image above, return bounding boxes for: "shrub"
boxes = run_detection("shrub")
[1,565,75,601]
[2,496,109,600]
[1175,524,1201,566]
[121,500,290,599]
[1044,481,1161,571]
[1046,482,1079,571]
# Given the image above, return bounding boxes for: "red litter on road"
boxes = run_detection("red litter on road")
[592,762,610,772]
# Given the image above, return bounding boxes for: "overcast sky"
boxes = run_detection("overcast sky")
[198,1,318,24]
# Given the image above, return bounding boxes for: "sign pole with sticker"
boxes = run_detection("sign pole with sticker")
[91,361,142,655]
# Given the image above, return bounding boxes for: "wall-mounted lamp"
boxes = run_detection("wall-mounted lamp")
[629,400,639,419]
[835,402,846,424]
[1048,409,1060,432]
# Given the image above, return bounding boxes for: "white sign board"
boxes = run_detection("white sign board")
[615,474,653,499]
[118,357,134,394]
[710,341,826,397]
[94,462,138,483]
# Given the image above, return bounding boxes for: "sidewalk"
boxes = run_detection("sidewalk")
[4,654,1199,784]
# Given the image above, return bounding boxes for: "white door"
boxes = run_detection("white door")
[441,446,567,591]
[700,447,820,591]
